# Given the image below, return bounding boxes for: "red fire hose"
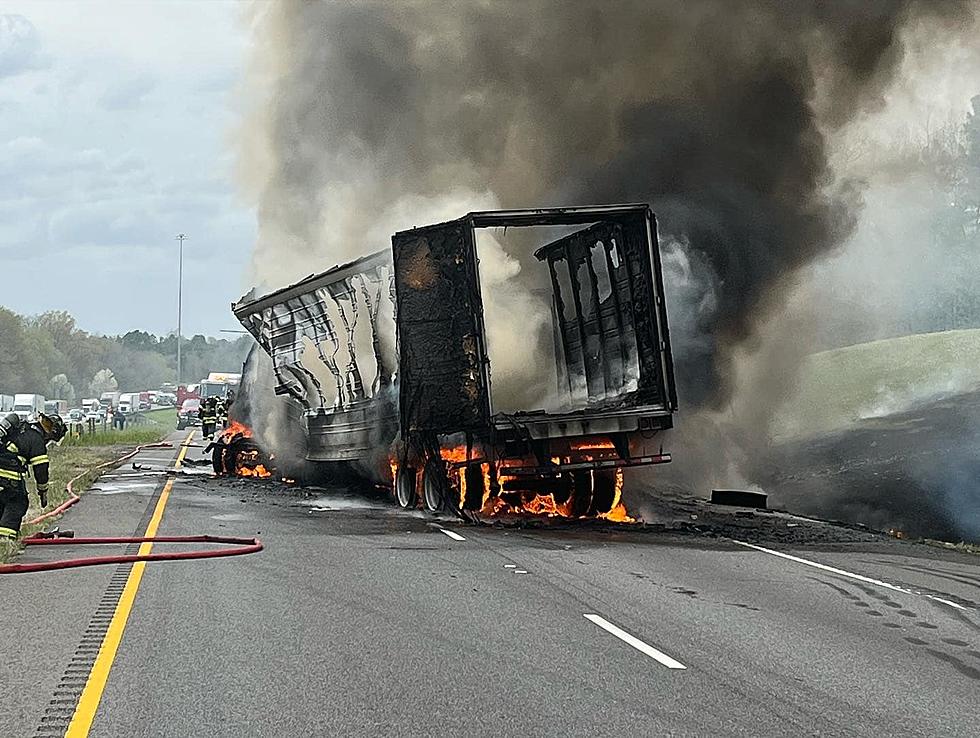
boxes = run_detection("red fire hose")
[0,534,263,574]
[2,441,264,574]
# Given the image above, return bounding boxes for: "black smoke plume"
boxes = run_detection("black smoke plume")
[241,0,974,410]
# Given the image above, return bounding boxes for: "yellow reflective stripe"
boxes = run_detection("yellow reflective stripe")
[29,455,49,465]
[6,442,18,454]
[37,483,49,491]
[0,469,21,480]
[0,526,17,538]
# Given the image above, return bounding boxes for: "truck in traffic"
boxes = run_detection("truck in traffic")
[44,399,68,416]
[234,204,676,516]
[13,394,46,420]
[99,391,121,410]
[118,392,141,414]
[0,395,13,413]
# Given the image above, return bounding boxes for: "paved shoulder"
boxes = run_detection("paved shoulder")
[0,434,186,737]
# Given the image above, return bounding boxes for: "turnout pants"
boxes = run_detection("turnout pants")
[202,421,216,439]
[0,478,29,539]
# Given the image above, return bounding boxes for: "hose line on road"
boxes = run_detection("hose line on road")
[2,438,264,574]
[25,441,175,526]
[0,534,263,574]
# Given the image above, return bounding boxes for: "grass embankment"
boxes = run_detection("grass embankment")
[774,328,980,440]
[0,408,176,562]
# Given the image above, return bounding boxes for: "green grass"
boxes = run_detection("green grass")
[61,427,172,447]
[774,328,980,439]
[141,407,177,426]
[0,413,175,563]
[923,539,980,556]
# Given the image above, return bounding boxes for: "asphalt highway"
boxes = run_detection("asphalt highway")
[2,430,978,737]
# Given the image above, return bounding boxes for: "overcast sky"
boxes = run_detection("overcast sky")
[0,1,253,338]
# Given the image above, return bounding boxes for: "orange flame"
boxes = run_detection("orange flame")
[238,464,272,478]
[222,420,253,440]
[415,444,636,522]
[218,421,273,479]
[569,439,615,451]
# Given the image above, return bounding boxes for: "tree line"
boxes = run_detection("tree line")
[0,308,252,403]
[817,94,980,349]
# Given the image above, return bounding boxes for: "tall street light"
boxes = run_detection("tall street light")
[176,233,187,386]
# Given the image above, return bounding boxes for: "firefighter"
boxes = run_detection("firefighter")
[200,397,218,440]
[215,397,228,430]
[0,412,67,541]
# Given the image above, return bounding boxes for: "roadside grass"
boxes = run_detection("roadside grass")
[774,328,980,440]
[140,407,177,426]
[923,539,980,556]
[62,427,170,447]
[0,415,175,563]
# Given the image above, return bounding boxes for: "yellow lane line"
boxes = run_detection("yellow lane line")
[66,431,195,738]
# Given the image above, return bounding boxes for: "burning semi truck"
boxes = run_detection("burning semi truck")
[232,204,676,519]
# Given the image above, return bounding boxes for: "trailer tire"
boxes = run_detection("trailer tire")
[396,466,417,509]
[569,471,593,518]
[422,460,447,512]
[589,469,618,515]
[461,463,485,511]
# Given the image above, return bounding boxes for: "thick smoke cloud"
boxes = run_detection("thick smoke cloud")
[241,0,973,410]
[239,1,980,538]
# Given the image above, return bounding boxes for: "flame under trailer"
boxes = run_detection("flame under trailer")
[233,204,677,517]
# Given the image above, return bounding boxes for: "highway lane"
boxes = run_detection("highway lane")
[5,429,979,736]
[90,447,979,737]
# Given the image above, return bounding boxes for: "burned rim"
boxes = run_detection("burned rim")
[422,460,447,512]
[396,466,417,509]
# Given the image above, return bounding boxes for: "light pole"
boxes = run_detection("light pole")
[176,233,187,386]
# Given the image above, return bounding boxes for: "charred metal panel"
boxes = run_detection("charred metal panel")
[394,204,675,444]
[538,221,639,404]
[392,219,490,435]
[535,209,673,410]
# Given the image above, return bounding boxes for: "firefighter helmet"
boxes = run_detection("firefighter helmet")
[38,413,67,443]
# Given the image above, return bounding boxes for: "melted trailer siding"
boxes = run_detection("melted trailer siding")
[232,251,398,463]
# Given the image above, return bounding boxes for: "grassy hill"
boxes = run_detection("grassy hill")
[774,328,980,440]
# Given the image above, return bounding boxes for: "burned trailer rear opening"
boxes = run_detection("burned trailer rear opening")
[391,204,677,517]
[232,251,399,471]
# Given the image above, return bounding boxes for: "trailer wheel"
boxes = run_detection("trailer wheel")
[396,466,417,509]
[461,463,486,511]
[569,471,593,518]
[422,460,448,512]
[589,469,618,515]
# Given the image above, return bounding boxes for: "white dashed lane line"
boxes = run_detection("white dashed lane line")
[584,614,687,670]
[439,528,466,541]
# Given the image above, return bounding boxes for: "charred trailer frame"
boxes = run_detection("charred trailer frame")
[391,204,677,515]
[232,251,398,466]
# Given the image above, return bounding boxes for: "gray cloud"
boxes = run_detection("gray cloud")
[98,71,156,111]
[0,14,47,78]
